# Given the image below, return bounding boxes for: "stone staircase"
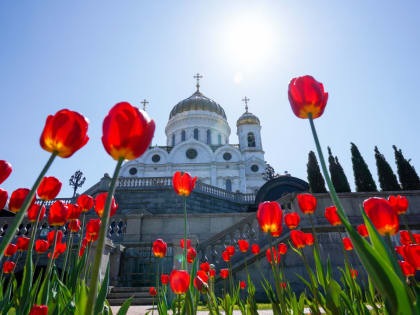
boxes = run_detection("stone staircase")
[107,287,153,305]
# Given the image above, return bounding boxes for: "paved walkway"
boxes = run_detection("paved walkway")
[110,306,275,315]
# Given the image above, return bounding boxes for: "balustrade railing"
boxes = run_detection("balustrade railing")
[117,176,255,203]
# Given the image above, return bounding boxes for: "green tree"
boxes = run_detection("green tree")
[374,146,400,191]
[393,145,420,190]
[328,147,351,193]
[350,143,377,192]
[263,162,280,181]
[307,151,327,193]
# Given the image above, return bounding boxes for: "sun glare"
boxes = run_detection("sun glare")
[223,13,275,69]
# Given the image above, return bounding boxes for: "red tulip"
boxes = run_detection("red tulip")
[395,245,405,257]
[94,192,118,218]
[9,188,35,213]
[226,245,235,257]
[102,102,155,161]
[305,233,314,246]
[86,219,101,242]
[0,160,12,185]
[5,243,17,257]
[193,270,209,290]
[3,261,15,274]
[251,244,260,255]
[280,282,287,289]
[278,243,287,255]
[222,250,230,262]
[388,195,409,215]
[342,237,353,251]
[173,171,197,197]
[240,281,246,289]
[357,224,369,238]
[48,201,68,226]
[68,219,81,232]
[209,269,216,277]
[238,240,249,253]
[17,236,30,251]
[153,239,167,258]
[27,204,46,222]
[350,269,358,279]
[200,262,210,273]
[0,188,8,210]
[66,204,82,221]
[266,247,280,264]
[170,270,190,294]
[40,109,89,158]
[37,177,62,201]
[401,245,420,270]
[161,274,169,285]
[77,194,94,212]
[297,193,317,214]
[400,231,414,246]
[47,230,63,245]
[325,206,341,226]
[180,239,191,249]
[29,304,48,315]
[257,201,283,233]
[284,212,300,230]
[48,242,66,259]
[35,240,49,254]
[363,197,399,236]
[187,247,197,263]
[290,230,306,249]
[271,225,283,237]
[149,287,157,296]
[288,75,328,119]
[399,260,415,277]
[220,268,229,279]
[79,243,86,257]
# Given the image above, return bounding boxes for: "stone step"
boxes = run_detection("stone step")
[110,287,150,293]
[107,297,154,306]
[108,292,150,299]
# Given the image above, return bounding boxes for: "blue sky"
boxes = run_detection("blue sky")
[1,1,419,197]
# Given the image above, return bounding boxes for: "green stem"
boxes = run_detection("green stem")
[42,226,58,304]
[300,248,320,315]
[402,214,416,244]
[77,213,86,261]
[83,242,91,280]
[0,153,57,260]
[61,230,73,281]
[183,196,188,270]
[85,158,123,315]
[308,115,348,221]
[269,235,282,303]
[27,200,45,255]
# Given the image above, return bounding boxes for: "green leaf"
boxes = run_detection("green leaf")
[116,296,133,315]
[313,246,326,289]
[94,261,110,315]
[325,279,342,312]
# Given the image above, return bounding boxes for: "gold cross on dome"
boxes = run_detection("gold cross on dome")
[242,96,250,113]
[141,99,149,111]
[193,73,203,91]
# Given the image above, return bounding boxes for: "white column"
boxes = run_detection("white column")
[239,164,246,192]
[211,164,217,186]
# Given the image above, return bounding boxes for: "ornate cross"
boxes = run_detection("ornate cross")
[242,96,250,113]
[193,73,203,91]
[141,99,149,111]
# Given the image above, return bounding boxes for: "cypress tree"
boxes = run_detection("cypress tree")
[374,146,400,191]
[328,147,351,193]
[393,145,420,190]
[350,142,377,192]
[307,151,327,193]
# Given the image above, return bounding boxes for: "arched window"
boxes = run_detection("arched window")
[172,134,175,146]
[218,134,222,145]
[181,130,186,141]
[226,179,232,192]
[207,129,211,145]
[194,128,199,140]
[247,132,256,147]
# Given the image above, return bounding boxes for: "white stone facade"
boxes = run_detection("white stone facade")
[120,88,266,193]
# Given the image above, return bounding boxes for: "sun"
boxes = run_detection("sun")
[223,13,275,69]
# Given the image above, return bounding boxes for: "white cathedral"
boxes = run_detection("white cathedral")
[120,75,266,194]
